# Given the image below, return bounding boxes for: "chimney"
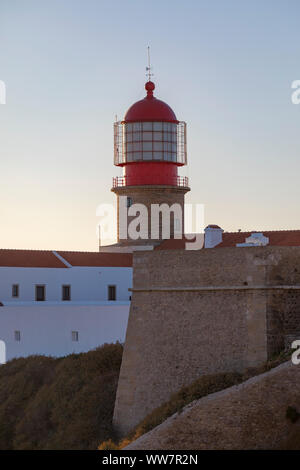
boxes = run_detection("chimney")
[204,225,223,248]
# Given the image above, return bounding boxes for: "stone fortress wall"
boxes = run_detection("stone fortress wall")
[113,246,300,435]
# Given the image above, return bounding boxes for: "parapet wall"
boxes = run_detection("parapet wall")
[113,246,300,435]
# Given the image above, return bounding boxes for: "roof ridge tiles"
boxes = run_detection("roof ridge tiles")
[223,229,300,234]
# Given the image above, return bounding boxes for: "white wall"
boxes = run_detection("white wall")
[0,304,130,362]
[0,266,132,304]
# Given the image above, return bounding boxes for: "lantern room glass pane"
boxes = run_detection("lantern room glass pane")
[143,152,152,160]
[153,122,163,131]
[154,142,163,151]
[143,142,152,151]
[142,132,152,141]
[153,132,162,141]
[142,122,152,131]
[133,132,141,141]
[133,142,142,151]
[153,151,163,159]
[119,120,185,164]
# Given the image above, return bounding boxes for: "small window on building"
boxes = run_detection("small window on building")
[127,197,133,208]
[108,285,116,301]
[14,330,21,342]
[62,285,71,301]
[35,285,46,302]
[12,284,19,298]
[71,331,79,342]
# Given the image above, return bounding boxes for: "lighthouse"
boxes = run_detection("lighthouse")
[111,78,190,250]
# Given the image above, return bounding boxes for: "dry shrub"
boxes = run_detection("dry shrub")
[0,343,123,450]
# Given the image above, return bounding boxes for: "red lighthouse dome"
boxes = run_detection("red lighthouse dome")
[124,82,178,123]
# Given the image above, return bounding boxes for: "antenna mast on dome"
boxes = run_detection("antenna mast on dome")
[146,46,153,82]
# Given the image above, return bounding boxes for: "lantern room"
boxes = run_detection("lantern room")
[113,81,188,187]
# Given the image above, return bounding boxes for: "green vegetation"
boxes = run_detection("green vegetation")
[99,349,292,449]
[0,343,122,450]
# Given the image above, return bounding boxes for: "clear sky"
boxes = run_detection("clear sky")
[1,0,300,251]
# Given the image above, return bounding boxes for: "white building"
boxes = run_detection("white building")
[0,249,132,362]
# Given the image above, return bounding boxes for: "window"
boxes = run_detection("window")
[35,285,46,301]
[153,122,162,131]
[133,131,141,141]
[14,330,21,342]
[122,121,182,164]
[132,142,142,151]
[142,131,152,141]
[71,331,79,342]
[153,151,163,160]
[62,285,71,301]
[133,123,141,131]
[12,284,19,298]
[142,122,152,131]
[108,285,116,301]
[153,132,162,141]
[153,142,163,151]
[142,142,152,151]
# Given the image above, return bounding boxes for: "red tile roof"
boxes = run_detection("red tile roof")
[58,251,132,267]
[0,249,133,268]
[155,230,300,250]
[218,230,300,247]
[0,250,67,268]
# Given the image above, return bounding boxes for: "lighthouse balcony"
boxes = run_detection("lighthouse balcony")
[112,175,189,188]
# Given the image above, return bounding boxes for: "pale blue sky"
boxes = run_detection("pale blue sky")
[1,0,300,250]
